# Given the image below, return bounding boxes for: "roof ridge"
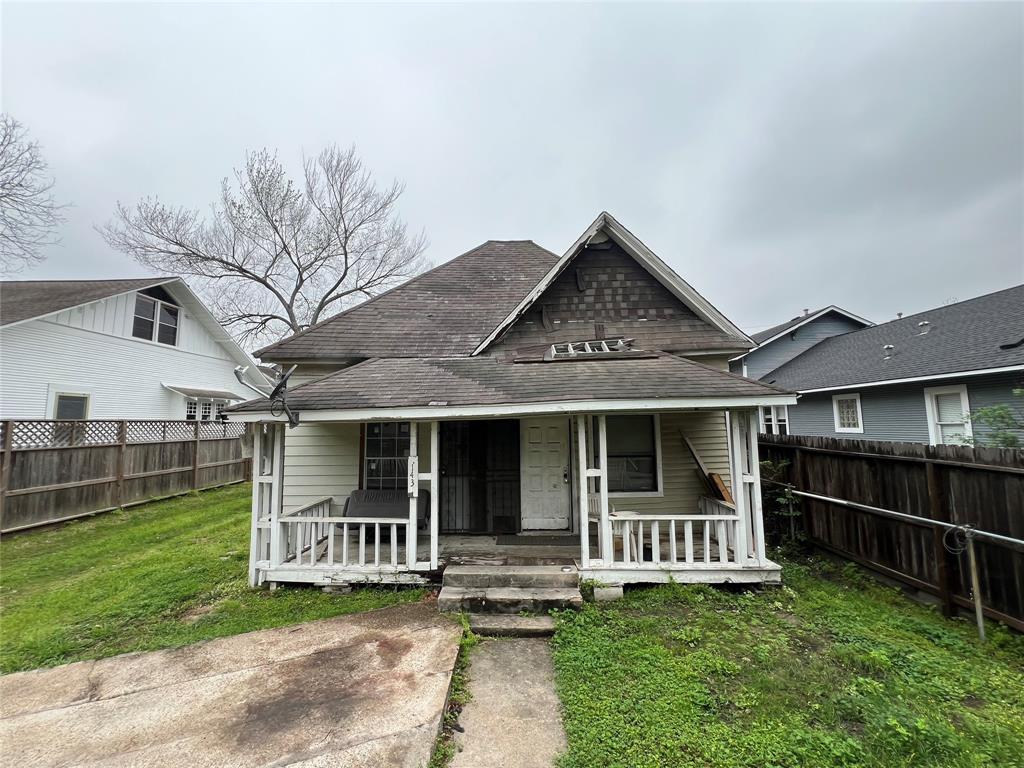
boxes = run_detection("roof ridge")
[863,283,1024,331]
[0,276,175,286]
[255,240,560,357]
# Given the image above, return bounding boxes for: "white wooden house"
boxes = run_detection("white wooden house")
[0,278,270,420]
[230,213,798,593]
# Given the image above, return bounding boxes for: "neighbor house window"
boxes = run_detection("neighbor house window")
[364,422,411,489]
[761,405,789,435]
[201,401,213,420]
[924,385,972,446]
[132,294,179,346]
[54,393,89,419]
[185,400,198,420]
[832,393,863,433]
[605,414,661,495]
[215,402,227,420]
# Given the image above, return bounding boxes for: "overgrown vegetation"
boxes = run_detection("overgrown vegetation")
[0,484,423,673]
[429,615,479,768]
[969,387,1024,448]
[552,556,1024,768]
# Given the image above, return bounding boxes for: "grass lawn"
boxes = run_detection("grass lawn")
[0,483,423,673]
[553,557,1024,768]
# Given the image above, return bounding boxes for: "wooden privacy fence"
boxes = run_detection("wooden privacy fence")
[759,434,1024,631]
[0,419,251,533]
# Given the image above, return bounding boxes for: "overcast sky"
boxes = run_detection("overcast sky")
[3,2,1022,338]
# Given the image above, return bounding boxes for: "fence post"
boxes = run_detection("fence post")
[192,421,200,491]
[926,461,955,617]
[0,421,11,529]
[116,420,127,508]
[793,447,809,538]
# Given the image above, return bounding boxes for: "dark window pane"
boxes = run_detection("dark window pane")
[606,415,654,454]
[157,322,177,345]
[159,304,178,326]
[368,423,381,437]
[608,456,656,492]
[606,415,657,492]
[132,316,154,340]
[134,295,155,320]
[56,395,88,419]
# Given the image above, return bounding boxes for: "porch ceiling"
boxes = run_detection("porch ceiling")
[229,354,796,419]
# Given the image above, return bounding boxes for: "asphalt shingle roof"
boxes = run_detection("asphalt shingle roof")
[763,285,1024,390]
[749,308,830,344]
[256,241,561,361]
[231,354,792,412]
[0,278,172,326]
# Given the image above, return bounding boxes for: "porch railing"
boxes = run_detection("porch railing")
[600,496,746,568]
[277,497,412,569]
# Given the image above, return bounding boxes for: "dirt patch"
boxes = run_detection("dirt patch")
[179,603,219,624]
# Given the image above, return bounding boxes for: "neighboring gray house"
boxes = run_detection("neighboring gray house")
[729,306,872,435]
[755,285,1024,446]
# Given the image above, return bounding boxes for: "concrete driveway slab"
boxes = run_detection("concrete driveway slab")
[0,602,461,768]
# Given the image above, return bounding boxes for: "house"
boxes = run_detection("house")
[729,306,873,434]
[753,285,1024,446]
[228,212,797,592]
[0,278,270,420]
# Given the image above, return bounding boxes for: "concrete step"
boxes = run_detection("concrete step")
[467,614,556,637]
[442,565,578,589]
[438,586,583,614]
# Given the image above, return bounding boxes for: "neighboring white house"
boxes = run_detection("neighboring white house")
[0,278,270,420]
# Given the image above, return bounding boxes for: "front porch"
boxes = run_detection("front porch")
[247,407,782,588]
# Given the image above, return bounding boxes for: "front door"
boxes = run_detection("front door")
[520,417,571,531]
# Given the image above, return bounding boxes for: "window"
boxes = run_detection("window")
[132,293,178,346]
[364,422,411,489]
[760,405,789,435]
[54,393,89,419]
[185,400,198,420]
[832,393,863,433]
[201,401,213,421]
[215,402,227,420]
[924,385,972,446]
[605,415,661,494]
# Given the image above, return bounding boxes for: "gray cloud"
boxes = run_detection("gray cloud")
[3,2,1021,339]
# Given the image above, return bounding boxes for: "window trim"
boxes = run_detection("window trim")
[606,413,664,499]
[53,391,90,420]
[132,293,179,347]
[832,393,864,434]
[923,384,972,446]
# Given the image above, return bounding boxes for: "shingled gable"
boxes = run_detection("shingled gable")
[255,240,560,362]
[472,211,752,356]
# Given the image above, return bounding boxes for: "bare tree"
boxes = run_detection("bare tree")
[101,145,427,345]
[0,115,66,273]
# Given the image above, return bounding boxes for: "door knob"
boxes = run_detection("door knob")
[563,467,569,484]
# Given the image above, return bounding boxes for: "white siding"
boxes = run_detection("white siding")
[46,290,228,357]
[612,410,732,514]
[0,316,253,419]
[282,422,361,515]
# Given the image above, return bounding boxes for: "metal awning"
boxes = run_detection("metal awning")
[162,384,246,401]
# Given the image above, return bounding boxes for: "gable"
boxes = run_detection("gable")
[487,241,743,355]
[743,311,869,380]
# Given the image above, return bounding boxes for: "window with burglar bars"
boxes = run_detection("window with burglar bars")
[364,422,411,489]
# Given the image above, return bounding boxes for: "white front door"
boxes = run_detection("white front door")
[520,417,571,531]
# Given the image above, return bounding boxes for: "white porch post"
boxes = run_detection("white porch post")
[429,420,440,569]
[575,415,590,568]
[728,410,750,566]
[407,421,419,568]
[746,410,767,564]
[268,424,286,569]
[597,414,612,563]
[247,424,263,586]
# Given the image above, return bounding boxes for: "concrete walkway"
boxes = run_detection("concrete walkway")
[452,638,567,768]
[0,603,461,768]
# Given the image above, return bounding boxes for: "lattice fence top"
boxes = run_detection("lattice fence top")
[1,420,246,449]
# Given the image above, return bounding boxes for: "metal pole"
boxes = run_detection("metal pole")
[965,528,986,642]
